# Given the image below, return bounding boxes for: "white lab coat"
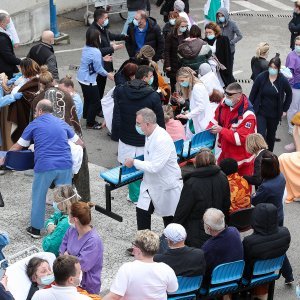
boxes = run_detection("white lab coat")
[134,126,183,216]
[199,71,224,96]
[185,82,210,139]
[101,87,115,133]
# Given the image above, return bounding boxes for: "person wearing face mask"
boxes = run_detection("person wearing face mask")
[249,56,292,152]
[124,108,182,231]
[32,255,92,300]
[26,257,55,300]
[208,82,256,176]
[289,1,300,50]
[162,11,179,39]
[250,42,270,81]
[285,36,300,151]
[175,67,211,139]
[164,17,189,92]
[59,202,103,294]
[216,8,242,68]
[204,22,234,87]
[27,31,59,81]
[88,9,126,113]
[0,12,21,79]
[0,10,20,48]
[42,185,81,256]
[201,208,243,285]
[125,10,164,62]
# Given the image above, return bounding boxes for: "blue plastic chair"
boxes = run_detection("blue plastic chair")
[174,139,184,158]
[182,130,216,159]
[243,255,285,288]
[168,276,202,299]
[2,150,34,171]
[200,260,245,297]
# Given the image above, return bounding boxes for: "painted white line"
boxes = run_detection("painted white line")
[230,9,251,14]
[233,1,268,11]
[233,70,243,76]
[55,47,83,54]
[258,0,292,11]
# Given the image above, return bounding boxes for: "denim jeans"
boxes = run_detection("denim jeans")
[31,168,72,230]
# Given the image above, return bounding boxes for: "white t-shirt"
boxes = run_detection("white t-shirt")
[31,285,92,300]
[110,260,178,300]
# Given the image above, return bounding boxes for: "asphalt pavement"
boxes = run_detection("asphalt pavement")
[2,0,299,298]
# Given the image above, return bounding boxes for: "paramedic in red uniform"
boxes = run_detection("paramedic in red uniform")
[208,82,256,176]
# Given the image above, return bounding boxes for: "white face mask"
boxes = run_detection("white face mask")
[73,271,83,287]
[68,216,76,228]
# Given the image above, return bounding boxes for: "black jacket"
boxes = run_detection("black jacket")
[154,246,206,276]
[205,35,234,86]
[250,56,268,81]
[127,0,147,11]
[125,17,164,62]
[0,32,21,79]
[173,165,231,248]
[289,12,300,50]
[243,203,291,278]
[27,42,59,80]
[249,71,292,120]
[112,79,165,147]
[88,22,125,72]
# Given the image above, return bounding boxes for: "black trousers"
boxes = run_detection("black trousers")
[136,201,174,230]
[257,114,279,152]
[79,82,101,126]
[96,74,107,112]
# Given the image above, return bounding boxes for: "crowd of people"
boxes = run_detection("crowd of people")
[0,0,300,299]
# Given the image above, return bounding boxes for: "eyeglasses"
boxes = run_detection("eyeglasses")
[224,91,240,97]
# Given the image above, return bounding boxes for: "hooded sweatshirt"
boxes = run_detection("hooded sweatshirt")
[113,79,165,147]
[243,203,291,278]
[216,7,243,53]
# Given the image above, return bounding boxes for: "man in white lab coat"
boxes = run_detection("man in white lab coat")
[125,108,183,230]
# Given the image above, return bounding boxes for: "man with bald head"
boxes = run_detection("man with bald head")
[27,30,59,80]
[8,99,84,238]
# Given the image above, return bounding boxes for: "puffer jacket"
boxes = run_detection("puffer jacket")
[216,7,243,53]
[289,12,300,49]
[112,79,165,147]
[243,203,291,278]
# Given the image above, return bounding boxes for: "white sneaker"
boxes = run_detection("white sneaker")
[0,170,5,175]
[284,143,296,152]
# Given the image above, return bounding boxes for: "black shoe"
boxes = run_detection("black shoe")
[26,226,41,239]
[275,137,281,142]
[285,278,294,285]
[126,247,134,257]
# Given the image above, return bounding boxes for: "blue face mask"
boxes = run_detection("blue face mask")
[169,19,176,26]
[295,45,300,53]
[52,202,61,213]
[179,26,187,33]
[218,16,225,23]
[103,19,109,27]
[148,76,154,86]
[224,98,233,107]
[180,81,189,88]
[133,19,139,27]
[268,68,278,76]
[207,34,215,40]
[135,124,145,135]
[40,274,54,286]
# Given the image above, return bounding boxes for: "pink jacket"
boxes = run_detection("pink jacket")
[166,119,186,141]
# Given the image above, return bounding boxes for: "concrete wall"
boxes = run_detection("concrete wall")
[2,0,86,43]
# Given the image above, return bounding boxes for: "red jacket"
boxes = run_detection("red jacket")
[208,94,256,170]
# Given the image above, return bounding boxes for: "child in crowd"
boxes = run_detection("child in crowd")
[219,158,251,213]
[42,185,81,256]
[58,75,83,121]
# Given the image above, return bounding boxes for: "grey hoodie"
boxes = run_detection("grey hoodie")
[216,7,243,53]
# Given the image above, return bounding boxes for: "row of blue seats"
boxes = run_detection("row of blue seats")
[168,255,285,300]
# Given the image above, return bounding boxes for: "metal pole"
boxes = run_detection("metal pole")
[50,0,60,38]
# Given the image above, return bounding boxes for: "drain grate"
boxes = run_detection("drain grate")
[230,12,291,18]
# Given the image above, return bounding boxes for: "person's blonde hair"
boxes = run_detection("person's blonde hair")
[134,229,159,257]
[39,65,53,86]
[53,185,81,214]
[255,42,270,58]
[176,67,201,99]
[136,45,155,60]
[163,105,174,122]
[246,133,268,154]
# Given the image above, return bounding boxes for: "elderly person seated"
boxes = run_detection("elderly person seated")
[154,223,206,276]
[32,255,91,300]
[103,230,178,300]
[173,149,230,248]
[163,105,186,141]
[201,208,243,283]
[243,203,292,298]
